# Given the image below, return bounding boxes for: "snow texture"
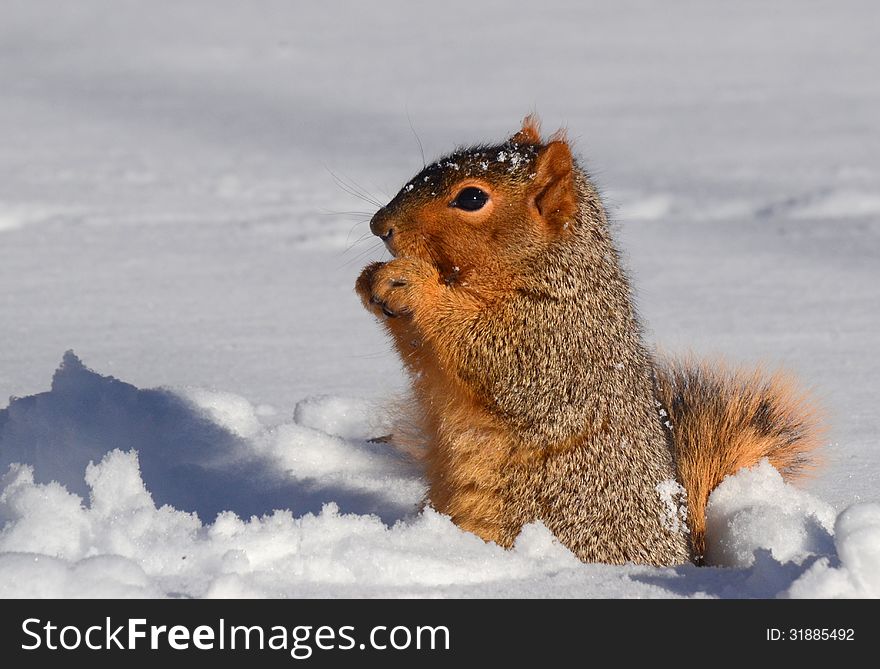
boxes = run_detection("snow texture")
[1,1,878,598]
[656,479,689,536]
[1,355,878,599]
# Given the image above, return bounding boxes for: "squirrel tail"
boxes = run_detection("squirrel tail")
[654,357,825,563]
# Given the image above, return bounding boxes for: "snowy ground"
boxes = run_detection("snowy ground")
[1,1,878,598]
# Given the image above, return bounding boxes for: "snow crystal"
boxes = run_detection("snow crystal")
[655,479,688,534]
[507,151,527,171]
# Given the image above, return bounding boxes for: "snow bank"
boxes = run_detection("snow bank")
[0,351,423,524]
[706,460,836,567]
[1,354,877,598]
[0,447,584,599]
[787,504,880,598]
[704,461,880,598]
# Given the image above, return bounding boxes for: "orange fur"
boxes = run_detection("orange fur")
[511,113,542,145]
[654,357,825,563]
[356,115,825,566]
[358,258,516,541]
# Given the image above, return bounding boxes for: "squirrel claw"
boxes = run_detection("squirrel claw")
[363,256,437,321]
[369,294,400,318]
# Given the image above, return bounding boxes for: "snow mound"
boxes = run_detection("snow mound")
[0,447,583,598]
[0,351,422,524]
[705,460,880,598]
[706,460,836,567]
[786,503,880,598]
[1,353,878,598]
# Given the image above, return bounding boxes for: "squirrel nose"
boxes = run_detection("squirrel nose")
[369,208,395,241]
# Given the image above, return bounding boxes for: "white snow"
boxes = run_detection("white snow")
[184,387,264,439]
[789,191,880,220]
[705,460,836,568]
[614,194,675,222]
[656,479,688,535]
[292,395,384,441]
[1,1,878,598]
[1,355,878,598]
[787,504,880,598]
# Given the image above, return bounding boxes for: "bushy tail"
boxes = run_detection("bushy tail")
[654,357,825,563]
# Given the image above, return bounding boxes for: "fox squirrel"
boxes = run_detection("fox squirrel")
[355,115,823,565]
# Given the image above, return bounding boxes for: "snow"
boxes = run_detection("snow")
[655,479,689,536]
[1,355,878,599]
[292,395,384,441]
[705,460,836,568]
[0,352,423,527]
[1,1,878,598]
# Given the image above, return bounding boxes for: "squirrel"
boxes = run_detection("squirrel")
[355,115,823,566]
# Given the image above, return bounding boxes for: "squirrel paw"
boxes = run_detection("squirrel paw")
[355,261,385,314]
[363,257,438,318]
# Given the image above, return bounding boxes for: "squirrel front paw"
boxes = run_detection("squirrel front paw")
[355,261,385,314]
[360,257,439,318]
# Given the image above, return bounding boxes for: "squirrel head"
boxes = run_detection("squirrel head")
[369,115,584,283]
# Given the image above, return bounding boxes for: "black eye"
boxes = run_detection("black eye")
[450,187,489,211]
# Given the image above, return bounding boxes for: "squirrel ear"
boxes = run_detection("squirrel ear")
[510,114,542,145]
[530,139,577,233]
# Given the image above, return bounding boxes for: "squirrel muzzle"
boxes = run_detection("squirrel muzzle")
[369,206,397,255]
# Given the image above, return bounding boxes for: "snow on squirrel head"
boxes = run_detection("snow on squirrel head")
[368,115,595,285]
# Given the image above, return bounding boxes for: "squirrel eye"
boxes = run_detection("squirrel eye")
[450,187,489,212]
